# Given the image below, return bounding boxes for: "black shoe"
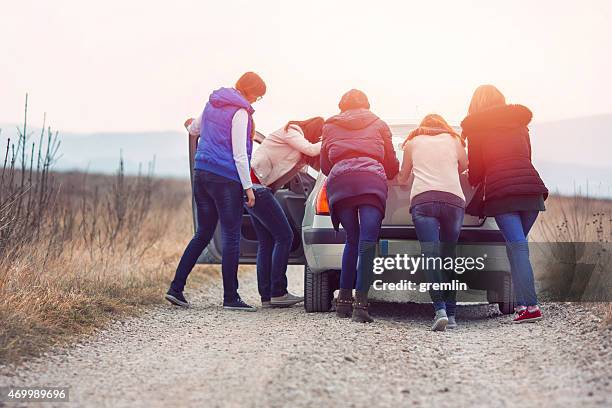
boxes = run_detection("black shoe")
[165,288,189,308]
[223,298,257,312]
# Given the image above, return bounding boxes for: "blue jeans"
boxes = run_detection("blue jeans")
[337,204,384,292]
[495,211,539,306]
[411,202,465,316]
[246,185,293,301]
[171,170,243,302]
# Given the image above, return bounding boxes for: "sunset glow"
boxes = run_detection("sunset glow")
[2,0,611,133]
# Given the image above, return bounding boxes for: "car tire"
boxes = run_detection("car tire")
[304,266,337,313]
[198,246,219,264]
[497,272,516,315]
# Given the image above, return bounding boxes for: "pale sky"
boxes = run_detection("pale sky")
[2,0,611,134]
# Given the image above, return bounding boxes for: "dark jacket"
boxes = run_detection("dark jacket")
[461,104,548,216]
[321,109,399,229]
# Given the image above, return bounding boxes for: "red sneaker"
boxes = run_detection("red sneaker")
[512,308,542,323]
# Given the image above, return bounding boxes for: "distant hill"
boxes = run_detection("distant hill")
[57,130,189,178]
[530,114,612,197]
[530,114,612,168]
[1,113,611,196]
[535,161,612,197]
[0,126,190,178]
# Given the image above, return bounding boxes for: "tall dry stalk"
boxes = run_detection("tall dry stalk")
[0,95,61,258]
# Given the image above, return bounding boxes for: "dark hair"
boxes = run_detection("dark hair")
[285,116,324,143]
[338,89,370,112]
[235,71,266,99]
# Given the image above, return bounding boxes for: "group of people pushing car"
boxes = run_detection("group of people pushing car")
[165,71,548,331]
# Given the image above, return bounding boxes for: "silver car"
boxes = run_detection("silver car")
[188,124,515,314]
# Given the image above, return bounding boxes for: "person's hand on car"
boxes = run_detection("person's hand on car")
[395,172,409,185]
[245,188,256,208]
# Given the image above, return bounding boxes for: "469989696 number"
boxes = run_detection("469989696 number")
[0,386,69,402]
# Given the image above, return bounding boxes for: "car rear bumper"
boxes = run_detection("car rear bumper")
[302,226,509,274]
[303,226,506,245]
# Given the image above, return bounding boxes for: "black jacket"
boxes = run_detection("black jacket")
[461,104,548,207]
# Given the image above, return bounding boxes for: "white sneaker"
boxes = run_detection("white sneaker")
[432,309,448,331]
[271,292,304,307]
[447,315,457,329]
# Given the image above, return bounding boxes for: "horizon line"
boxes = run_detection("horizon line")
[1,111,612,136]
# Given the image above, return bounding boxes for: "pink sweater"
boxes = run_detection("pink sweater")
[251,125,321,187]
[399,133,468,201]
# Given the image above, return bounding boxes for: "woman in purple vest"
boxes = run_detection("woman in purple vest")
[166,72,266,311]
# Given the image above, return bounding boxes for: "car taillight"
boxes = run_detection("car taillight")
[315,181,330,215]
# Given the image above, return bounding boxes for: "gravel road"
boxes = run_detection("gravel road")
[1,266,610,408]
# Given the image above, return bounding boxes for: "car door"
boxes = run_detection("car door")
[189,130,314,264]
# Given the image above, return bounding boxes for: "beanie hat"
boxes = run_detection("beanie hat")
[338,89,370,112]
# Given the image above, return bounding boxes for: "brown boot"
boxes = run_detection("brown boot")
[352,290,373,323]
[335,289,353,318]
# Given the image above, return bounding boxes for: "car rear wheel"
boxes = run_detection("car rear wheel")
[198,246,220,264]
[304,266,338,312]
[496,272,516,315]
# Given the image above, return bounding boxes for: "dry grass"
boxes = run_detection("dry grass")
[0,101,204,364]
[533,195,612,243]
[0,172,196,364]
[533,195,612,325]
